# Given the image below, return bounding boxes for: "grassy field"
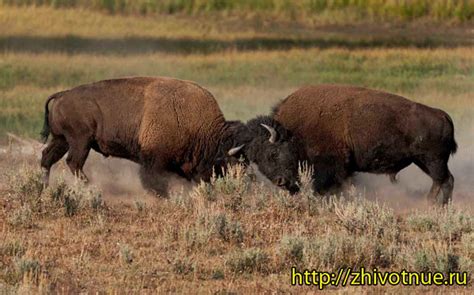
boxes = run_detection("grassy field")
[0,161,473,293]
[0,7,473,139]
[2,0,473,21]
[0,5,473,293]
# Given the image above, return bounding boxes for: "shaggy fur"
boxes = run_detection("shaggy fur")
[273,84,457,205]
[41,77,300,195]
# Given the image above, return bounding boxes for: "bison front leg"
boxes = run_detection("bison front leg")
[138,165,169,197]
[41,136,69,187]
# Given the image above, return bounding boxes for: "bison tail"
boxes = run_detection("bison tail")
[445,114,458,156]
[450,137,458,155]
[40,94,56,143]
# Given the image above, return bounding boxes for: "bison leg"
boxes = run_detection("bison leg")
[414,157,452,206]
[440,172,454,205]
[138,165,169,197]
[41,136,69,187]
[389,173,398,184]
[65,139,91,182]
[426,182,442,205]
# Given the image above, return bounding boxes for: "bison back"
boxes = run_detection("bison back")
[273,84,456,174]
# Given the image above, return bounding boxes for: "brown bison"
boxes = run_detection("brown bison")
[272,84,457,205]
[40,77,300,194]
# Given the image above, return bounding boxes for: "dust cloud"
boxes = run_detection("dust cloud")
[49,152,194,205]
[55,126,473,211]
[5,126,471,211]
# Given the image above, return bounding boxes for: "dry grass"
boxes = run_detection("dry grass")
[2,0,473,22]
[0,160,472,292]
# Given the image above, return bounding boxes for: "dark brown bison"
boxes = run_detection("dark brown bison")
[40,77,300,194]
[272,84,457,205]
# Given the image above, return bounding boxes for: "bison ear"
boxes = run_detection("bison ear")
[260,124,277,143]
[228,144,245,156]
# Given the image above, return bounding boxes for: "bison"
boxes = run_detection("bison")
[40,77,300,194]
[272,84,457,205]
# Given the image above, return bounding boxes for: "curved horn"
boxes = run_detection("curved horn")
[260,123,277,143]
[228,144,245,156]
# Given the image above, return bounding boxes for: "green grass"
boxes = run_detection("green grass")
[1,49,471,91]
[1,48,472,139]
[0,6,472,140]
[1,0,473,21]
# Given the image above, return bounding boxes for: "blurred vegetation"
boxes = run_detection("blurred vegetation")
[1,0,473,22]
[1,48,472,138]
[0,6,472,140]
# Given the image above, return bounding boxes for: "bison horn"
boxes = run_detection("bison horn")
[228,144,245,156]
[260,124,277,143]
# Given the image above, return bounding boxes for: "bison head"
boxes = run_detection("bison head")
[232,116,301,194]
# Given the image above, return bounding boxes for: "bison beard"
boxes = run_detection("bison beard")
[40,77,300,196]
[273,84,457,205]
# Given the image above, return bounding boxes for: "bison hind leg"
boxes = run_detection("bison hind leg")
[441,172,454,205]
[41,136,69,187]
[65,138,91,183]
[388,173,398,184]
[414,157,453,206]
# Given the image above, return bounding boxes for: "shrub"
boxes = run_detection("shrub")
[190,164,251,212]
[407,206,473,241]
[134,200,146,213]
[438,205,473,242]
[213,164,250,196]
[172,257,195,275]
[119,244,133,265]
[0,239,25,257]
[334,197,400,241]
[8,205,34,228]
[459,232,474,273]
[192,181,216,202]
[297,162,313,197]
[7,166,44,211]
[227,248,269,274]
[213,213,244,244]
[412,245,459,273]
[279,235,305,266]
[304,230,393,270]
[14,258,42,281]
[184,225,213,251]
[211,268,225,280]
[45,178,104,216]
[460,232,474,260]
[407,213,437,232]
[214,164,251,211]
